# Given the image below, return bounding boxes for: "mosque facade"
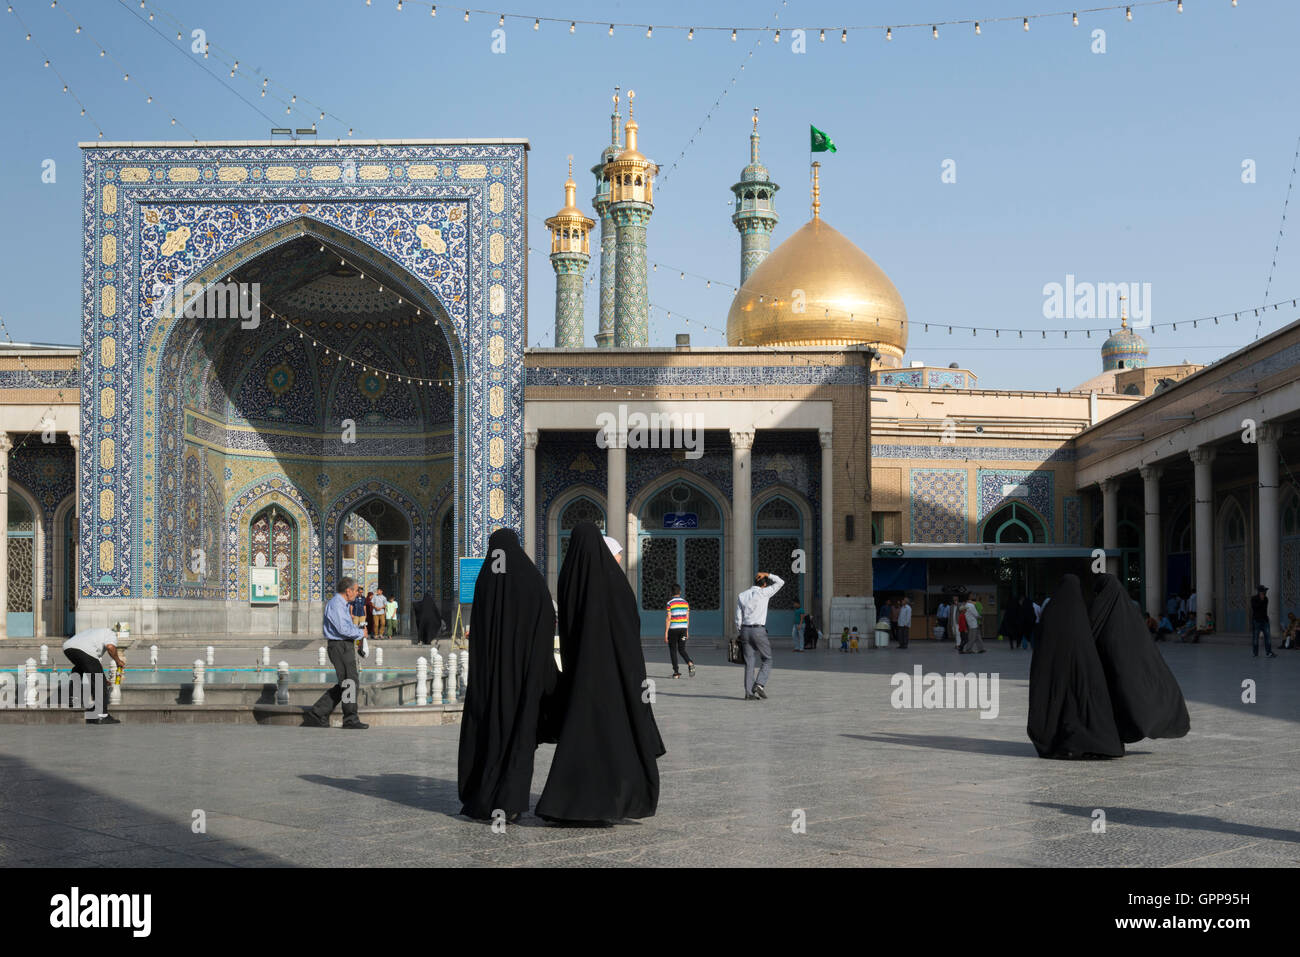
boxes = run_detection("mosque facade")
[0,109,1296,643]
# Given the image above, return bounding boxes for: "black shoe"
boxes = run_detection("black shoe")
[671,673,682,679]
[688,663,696,677]
[744,694,759,700]
[301,712,328,727]
[1267,652,1278,659]
[342,721,369,730]
[752,683,767,700]
[96,715,121,725]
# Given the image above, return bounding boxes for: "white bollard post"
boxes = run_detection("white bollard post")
[318,646,328,667]
[24,658,38,708]
[39,645,49,666]
[263,646,272,669]
[431,649,444,704]
[375,647,384,668]
[446,652,458,703]
[206,645,215,668]
[107,661,122,707]
[276,661,290,705]
[415,656,428,706]
[150,645,159,671]
[460,652,468,696]
[192,659,206,706]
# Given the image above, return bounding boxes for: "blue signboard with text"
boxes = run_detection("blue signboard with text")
[663,513,698,529]
[458,556,485,604]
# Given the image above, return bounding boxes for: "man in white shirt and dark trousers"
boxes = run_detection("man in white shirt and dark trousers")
[304,576,369,729]
[735,571,784,700]
[62,626,126,724]
[896,598,912,648]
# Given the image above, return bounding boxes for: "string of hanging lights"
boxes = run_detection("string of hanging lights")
[371,0,1223,40]
[127,0,356,134]
[46,0,199,139]
[6,3,105,138]
[527,238,1298,343]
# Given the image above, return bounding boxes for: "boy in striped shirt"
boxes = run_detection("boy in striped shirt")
[665,584,696,678]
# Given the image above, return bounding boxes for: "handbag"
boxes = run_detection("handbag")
[727,634,745,664]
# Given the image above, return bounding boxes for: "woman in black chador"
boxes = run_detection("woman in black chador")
[457,528,558,821]
[536,521,666,823]
[414,591,444,645]
[1088,572,1190,742]
[1027,574,1126,759]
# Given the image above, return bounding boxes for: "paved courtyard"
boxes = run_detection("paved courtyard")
[1,640,1296,867]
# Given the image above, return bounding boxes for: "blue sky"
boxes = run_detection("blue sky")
[1,0,1296,389]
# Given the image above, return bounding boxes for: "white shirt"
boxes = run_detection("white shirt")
[63,628,116,660]
[898,604,912,628]
[1033,602,1042,622]
[1187,593,1197,614]
[963,603,979,629]
[735,574,785,630]
[371,594,387,611]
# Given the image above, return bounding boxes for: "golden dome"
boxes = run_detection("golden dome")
[725,215,908,362]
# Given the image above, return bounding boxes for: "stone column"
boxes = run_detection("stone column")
[1258,423,1281,633]
[1101,477,1121,577]
[1190,445,1216,628]
[1140,465,1162,617]
[606,427,627,573]
[820,430,834,635]
[0,432,10,640]
[523,431,539,560]
[731,430,755,608]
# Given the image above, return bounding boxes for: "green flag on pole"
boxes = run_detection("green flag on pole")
[810,125,837,153]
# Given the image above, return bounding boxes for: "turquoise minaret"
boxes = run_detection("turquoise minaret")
[591,88,621,348]
[606,90,657,347]
[545,158,595,349]
[731,109,780,286]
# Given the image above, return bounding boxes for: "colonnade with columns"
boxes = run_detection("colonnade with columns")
[1095,422,1285,631]
[522,400,838,630]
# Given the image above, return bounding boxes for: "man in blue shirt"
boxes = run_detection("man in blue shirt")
[304,577,369,729]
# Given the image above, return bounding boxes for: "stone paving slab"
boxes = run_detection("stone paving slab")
[0,641,1295,867]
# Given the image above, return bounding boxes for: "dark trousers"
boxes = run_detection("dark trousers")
[897,625,910,648]
[64,649,108,718]
[310,640,361,724]
[667,629,693,673]
[1252,620,1274,656]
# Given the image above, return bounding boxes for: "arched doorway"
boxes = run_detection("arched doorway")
[250,506,297,599]
[558,495,606,568]
[1219,497,1248,632]
[982,502,1048,544]
[636,481,724,636]
[145,227,455,630]
[754,494,807,637]
[7,489,37,637]
[340,497,413,634]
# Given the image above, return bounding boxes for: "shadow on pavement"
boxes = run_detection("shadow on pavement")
[1030,801,1300,844]
[0,754,289,867]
